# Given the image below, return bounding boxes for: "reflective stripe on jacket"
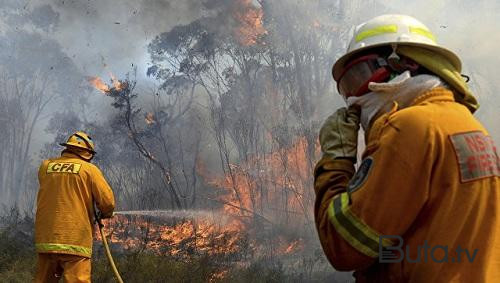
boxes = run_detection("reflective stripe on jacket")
[35,152,115,258]
[314,88,500,282]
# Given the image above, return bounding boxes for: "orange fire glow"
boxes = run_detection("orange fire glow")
[110,72,123,90]
[145,112,156,125]
[98,215,244,259]
[233,0,267,46]
[97,138,315,257]
[88,76,110,93]
[94,137,314,280]
[284,239,304,254]
[88,72,124,93]
[209,270,229,282]
[197,137,317,225]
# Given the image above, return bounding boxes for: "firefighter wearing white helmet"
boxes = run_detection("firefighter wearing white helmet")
[314,14,500,282]
[332,14,477,114]
[35,131,115,282]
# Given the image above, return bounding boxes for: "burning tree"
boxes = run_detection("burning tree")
[145,0,343,230]
[83,0,373,281]
[0,0,388,281]
[88,71,202,210]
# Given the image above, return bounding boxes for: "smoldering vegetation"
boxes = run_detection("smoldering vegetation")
[0,0,498,282]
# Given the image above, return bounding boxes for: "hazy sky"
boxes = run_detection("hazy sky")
[41,0,204,80]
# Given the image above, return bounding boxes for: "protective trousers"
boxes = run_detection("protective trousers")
[34,253,91,283]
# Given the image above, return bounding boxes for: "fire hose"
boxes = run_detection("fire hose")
[95,211,124,283]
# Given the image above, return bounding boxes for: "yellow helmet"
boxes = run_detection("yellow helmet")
[60,131,96,153]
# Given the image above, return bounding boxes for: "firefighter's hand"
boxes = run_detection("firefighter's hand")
[319,106,360,161]
[100,211,114,219]
[96,210,113,220]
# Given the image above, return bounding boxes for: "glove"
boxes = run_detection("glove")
[319,106,361,161]
[95,209,113,220]
[100,210,114,219]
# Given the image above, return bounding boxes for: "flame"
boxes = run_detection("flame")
[109,72,124,90]
[145,112,156,125]
[88,76,110,93]
[197,137,317,224]
[284,239,304,254]
[233,0,267,46]
[92,85,315,271]
[312,20,321,28]
[99,215,241,281]
[97,214,244,259]
[94,135,311,277]
[87,72,124,93]
[209,270,228,282]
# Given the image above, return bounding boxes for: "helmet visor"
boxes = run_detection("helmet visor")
[337,55,390,98]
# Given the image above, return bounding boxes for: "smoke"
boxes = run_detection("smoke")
[0,1,497,281]
[0,0,498,223]
[0,0,206,173]
[38,0,204,79]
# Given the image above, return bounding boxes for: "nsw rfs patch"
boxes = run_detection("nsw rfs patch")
[347,157,374,194]
[449,131,500,182]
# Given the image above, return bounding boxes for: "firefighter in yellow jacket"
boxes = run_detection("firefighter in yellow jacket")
[315,14,500,282]
[35,131,115,282]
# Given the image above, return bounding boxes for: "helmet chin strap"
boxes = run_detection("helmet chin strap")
[387,46,420,75]
[73,133,95,154]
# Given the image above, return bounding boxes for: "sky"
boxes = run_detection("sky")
[45,0,203,80]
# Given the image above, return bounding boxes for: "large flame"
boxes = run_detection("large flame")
[97,213,248,281]
[91,75,317,280]
[197,137,316,224]
[98,214,244,258]
[94,138,313,280]
[233,0,267,46]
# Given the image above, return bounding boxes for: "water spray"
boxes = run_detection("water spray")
[114,209,217,218]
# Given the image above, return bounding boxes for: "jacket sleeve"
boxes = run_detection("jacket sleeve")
[314,108,433,271]
[91,166,115,218]
[38,160,47,185]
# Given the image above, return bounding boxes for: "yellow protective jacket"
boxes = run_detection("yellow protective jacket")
[35,152,115,258]
[314,88,500,282]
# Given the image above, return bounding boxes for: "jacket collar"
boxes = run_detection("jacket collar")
[364,87,456,150]
[410,87,455,106]
[61,151,87,161]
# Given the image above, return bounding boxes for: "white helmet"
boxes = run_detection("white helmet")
[332,14,461,81]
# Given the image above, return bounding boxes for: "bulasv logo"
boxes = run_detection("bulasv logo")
[379,235,478,263]
[47,162,81,174]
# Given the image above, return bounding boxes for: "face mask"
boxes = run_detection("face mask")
[346,71,444,131]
